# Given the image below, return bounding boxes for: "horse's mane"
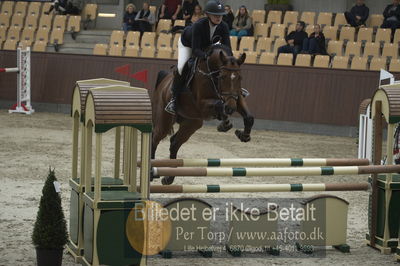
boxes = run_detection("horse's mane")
[206,43,233,57]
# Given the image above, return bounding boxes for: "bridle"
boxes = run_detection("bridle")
[197,54,241,102]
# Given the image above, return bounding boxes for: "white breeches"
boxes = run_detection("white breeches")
[177,37,192,75]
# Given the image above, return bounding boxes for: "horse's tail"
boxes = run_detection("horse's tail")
[154,70,169,90]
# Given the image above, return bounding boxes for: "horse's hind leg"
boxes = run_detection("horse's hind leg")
[161,118,203,185]
[235,96,254,142]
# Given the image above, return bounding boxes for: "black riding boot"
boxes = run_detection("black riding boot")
[165,70,183,115]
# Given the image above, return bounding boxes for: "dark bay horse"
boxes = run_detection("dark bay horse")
[151,44,254,185]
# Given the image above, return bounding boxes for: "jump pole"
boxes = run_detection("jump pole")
[149,183,370,193]
[152,164,400,177]
[2,47,34,115]
[144,158,370,167]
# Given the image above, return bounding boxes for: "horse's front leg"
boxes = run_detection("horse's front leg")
[199,98,226,120]
[235,95,254,142]
[217,115,233,132]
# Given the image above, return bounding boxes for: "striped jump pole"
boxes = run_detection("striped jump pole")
[0,67,19,73]
[149,183,370,193]
[144,158,370,167]
[152,164,400,177]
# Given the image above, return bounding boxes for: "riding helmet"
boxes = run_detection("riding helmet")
[204,0,226,16]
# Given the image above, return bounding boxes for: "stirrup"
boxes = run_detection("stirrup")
[165,100,176,115]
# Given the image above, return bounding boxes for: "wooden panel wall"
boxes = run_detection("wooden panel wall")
[0,50,393,126]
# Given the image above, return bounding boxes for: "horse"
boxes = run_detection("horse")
[151,43,254,185]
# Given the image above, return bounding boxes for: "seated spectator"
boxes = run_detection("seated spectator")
[45,0,71,15]
[381,0,400,34]
[159,0,182,20]
[182,0,199,25]
[123,4,138,32]
[223,5,234,30]
[301,24,327,55]
[188,5,204,25]
[135,2,155,35]
[345,0,369,27]
[230,5,252,38]
[278,21,307,56]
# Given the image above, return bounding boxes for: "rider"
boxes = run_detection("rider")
[165,0,232,115]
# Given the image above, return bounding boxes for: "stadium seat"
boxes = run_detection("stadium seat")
[27,2,41,16]
[53,15,67,31]
[20,27,35,46]
[254,23,269,39]
[14,1,27,16]
[109,30,124,46]
[172,33,180,51]
[126,31,140,47]
[36,28,50,43]
[255,37,272,54]
[269,24,285,40]
[339,26,355,42]
[363,42,380,58]
[295,54,311,67]
[375,28,391,45]
[313,55,330,68]
[259,52,275,64]
[3,39,17,50]
[369,57,387,71]
[173,19,185,27]
[141,47,156,58]
[230,36,238,50]
[0,13,10,28]
[93,44,108,55]
[157,19,172,34]
[331,56,349,69]
[277,53,293,65]
[382,43,398,59]
[357,27,373,43]
[327,40,343,56]
[0,25,7,46]
[124,46,139,57]
[389,59,400,72]
[252,10,266,25]
[141,32,156,48]
[323,26,338,41]
[157,33,172,49]
[345,42,361,57]
[266,10,282,27]
[10,13,24,28]
[149,6,157,16]
[367,14,384,28]
[305,25,314,36]
[333,13,347,27]
[157,47,173,59]
[243,51,257,64]
[82,4,98,20]
[6,26,21,42]
[287,23,296,35]
[108,44,123,56]
[38,15,52,30]
[24,14,38,29]
[173,50,178,59]
[41,2,53,17]
[300,11,315,26]
[273,38,286,54]
[1,1,14,16]
[19,40,32,49]
[32,40,47,52]
[50,28,64,45]
[239,36,255,52]
[283,11,298,27]
[350,56,368,70]
[394,29,400,44]
[317,12,333,28]
[67,16,81,32]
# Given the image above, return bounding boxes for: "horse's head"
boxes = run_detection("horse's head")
[207,46,246,115]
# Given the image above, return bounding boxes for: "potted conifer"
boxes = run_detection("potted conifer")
[32,168,68,266]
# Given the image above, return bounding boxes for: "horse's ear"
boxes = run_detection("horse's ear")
[219,51,228,65]
[237,53,246,66]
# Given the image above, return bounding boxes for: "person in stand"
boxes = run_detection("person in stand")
[135,2,155,35]
[230,5,252,38]
[223,5,234,30]
[182,0,199,25]
[345,0,369,27]
[278,21,308,56]
[165,0,232,115]
[381,0,400,35]
[301,24,327,55]
[45,0,68,15]
[159,0,182,20]
[122,3,138,32]
[187,5,205,26]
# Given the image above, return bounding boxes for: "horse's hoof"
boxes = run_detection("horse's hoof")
[235,130,251,142]
[161,176,175,185]
[217,121,233,132]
